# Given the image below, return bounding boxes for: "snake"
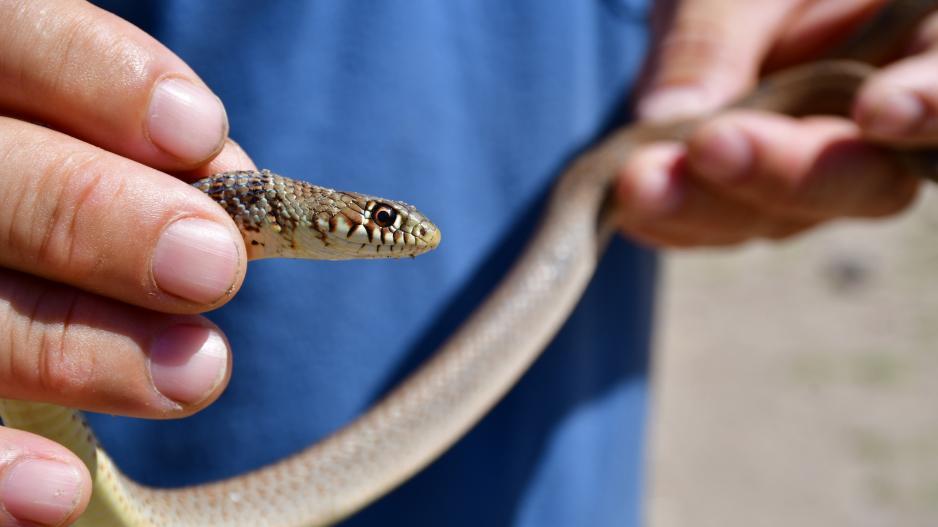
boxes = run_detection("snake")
[2,1,938,526]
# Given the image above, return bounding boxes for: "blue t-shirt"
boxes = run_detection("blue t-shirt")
[88,2,656,525]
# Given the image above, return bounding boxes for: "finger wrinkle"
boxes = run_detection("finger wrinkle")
[30,150,86,272]
[0,165,27,267]
[46,10,94,96]
[30,148,116,286]
[0,277,95,402]
[59,155,113,281]
[36,289,80,396]
[13,4,97,105]
[64,168,107,277]
[2,168,32,266]
[12,278,49,392]
[99,30,152,93]
[34,159,76,274]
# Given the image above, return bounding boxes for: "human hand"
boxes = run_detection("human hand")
[0,1,256,525]
[617,0,935,247]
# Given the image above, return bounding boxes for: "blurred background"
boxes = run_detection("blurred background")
[646,185,938,527]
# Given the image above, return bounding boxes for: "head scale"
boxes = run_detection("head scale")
[310,190,441,260]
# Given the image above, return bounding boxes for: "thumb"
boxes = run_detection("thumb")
[637,0,805,121]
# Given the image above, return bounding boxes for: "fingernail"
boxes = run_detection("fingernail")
[147,77,228,162]
[860,89,925,138]
[637,87,710,122]
[150,325,228,405]
[0,458,82,526]
[153,218,240,304]
[691,121,752,181]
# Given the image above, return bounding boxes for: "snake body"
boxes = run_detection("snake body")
[2,1,938,525]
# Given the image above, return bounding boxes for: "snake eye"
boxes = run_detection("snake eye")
[372,204,397,228]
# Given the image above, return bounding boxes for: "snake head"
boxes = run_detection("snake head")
[313,191,441,260]
[195,170,440,261]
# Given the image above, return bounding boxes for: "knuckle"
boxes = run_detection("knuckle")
[21,7,97,98]
[97,27,155,86]
[51,12,93,88]
[0,121,140,288]
[0,132,33,265]
[13,3,157,106]
[27,149,116,279]
[1,281,95,399]
[655,17,744,84]
[35,326,75,397]
[33,293,93,397]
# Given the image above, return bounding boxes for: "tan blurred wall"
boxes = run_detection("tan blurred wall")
[646,187,938,527]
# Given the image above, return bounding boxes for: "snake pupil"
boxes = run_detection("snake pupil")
[373,205,396,228]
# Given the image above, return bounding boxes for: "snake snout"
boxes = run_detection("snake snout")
[410,220,441,256]
[397,211,440,257]
[423,222,441,249]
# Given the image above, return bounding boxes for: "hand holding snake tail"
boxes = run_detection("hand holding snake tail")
[3,1,938,526]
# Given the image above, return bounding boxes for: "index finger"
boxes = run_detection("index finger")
[851,10,938,146]
[0,117,247,313]
[0,0,228,169]
[854,48,938,146]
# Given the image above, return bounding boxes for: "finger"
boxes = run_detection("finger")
[626,218,817,248]
[909,7,938,54]
[637,0,806,121]
[615,142,818,246]
[0,0,228,169]
[0,427,91,527]
[0,117,247,313]
[614,142,687,221]
[0,269,231,416]
[614,141,767,235]
[854,47,938,145]
[852,8,938,144]
[766,0,887,67]
[686,111,920,219]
